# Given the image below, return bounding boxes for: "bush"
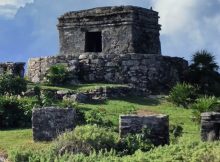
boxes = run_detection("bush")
[170,124,183,144]
[9,141,220,162]
[0,97,34,128]
[45,64,70,86]
[191,96,220,123]
[0,74,27,96]
[85,108,113,127]
[169,83,198,107]
[52,125,118,155]
[116,127,154,155]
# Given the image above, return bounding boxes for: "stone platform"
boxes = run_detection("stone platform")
[28,53,187,94]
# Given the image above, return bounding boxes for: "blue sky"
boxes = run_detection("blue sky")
[0,0,220,66]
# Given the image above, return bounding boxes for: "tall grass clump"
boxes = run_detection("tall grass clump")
[191,96,220,123]
[169,83,198,107]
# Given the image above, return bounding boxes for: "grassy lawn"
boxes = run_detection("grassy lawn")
[0,129,50,157]
[0,96,200,157]
[28,83,128,92]
[79,97,199,139]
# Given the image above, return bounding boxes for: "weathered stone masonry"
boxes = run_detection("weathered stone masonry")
[58,6,161,56]
[28,54,187,94]
[119,114,169,146]
[201,112,220,141]
[0,62,25,77]
[32,107,76,141]
[28,6,188,94]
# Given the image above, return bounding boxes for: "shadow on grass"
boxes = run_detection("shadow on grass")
[111,96,161,106]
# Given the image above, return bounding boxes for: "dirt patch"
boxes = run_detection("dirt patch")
[135,109,159,116]
[0,151,8,162]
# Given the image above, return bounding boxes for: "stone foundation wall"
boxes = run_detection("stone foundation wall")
[32,107,76,141]
[0,62,25,77]
[119,114,169,146]
[28,53,188,94]
[201,112,220,141]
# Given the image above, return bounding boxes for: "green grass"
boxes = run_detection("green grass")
[78,97,200,140]
[0,129,50,156]
[28,83,128,92]
[0,96,200,157]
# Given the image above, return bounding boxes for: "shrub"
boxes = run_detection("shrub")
[0,74,27,96]
[116,127,154,155]
[9,141,220,162]
[0,96,34,128]
[85,108,113,127]
[191,96,220,123]
[169,83,198,107]
[170,124,183,144]
[52,125,118,155]
[45,64,70,86]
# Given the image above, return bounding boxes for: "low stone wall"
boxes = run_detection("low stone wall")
[119,114,169,146]
[28,53,188,94]
[0,62,25,77]
[201,112,220,141]
[60,86,138,102]
[32,107,76,141]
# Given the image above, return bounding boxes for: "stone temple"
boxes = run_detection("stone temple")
[28,6,188,94]
[58,6,161,55]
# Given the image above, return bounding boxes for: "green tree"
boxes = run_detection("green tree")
[186,50,220,96]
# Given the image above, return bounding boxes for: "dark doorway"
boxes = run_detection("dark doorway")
[85,32,102,52]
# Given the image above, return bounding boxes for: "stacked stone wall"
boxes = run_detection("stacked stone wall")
[28,53,188,94]
[0,62,25,77]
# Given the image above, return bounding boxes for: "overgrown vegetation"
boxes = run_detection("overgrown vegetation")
[0,74,27,96]
[45,64,71,86]
[191,96,220,123]
[168,83,198,107]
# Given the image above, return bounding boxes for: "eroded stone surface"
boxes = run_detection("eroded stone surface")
[28,54,187,94]
[32,107,76,141]
[58,6,161,55]
[201,112,220,141]
[0,62,25,77]
[119,114,169,146]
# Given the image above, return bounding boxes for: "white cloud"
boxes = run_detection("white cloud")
[153,0,199,35]
[0,0,33,18]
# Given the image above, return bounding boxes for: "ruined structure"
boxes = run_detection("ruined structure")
[32,107,76,141]
[0,62,25,77]
[120,114,169,145]
[58,6,161,55]
[201,112,220,141]
[28,6,188,94]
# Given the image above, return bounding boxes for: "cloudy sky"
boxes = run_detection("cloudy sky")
[0,0,220,65]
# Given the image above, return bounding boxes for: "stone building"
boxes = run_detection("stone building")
[28,6,188,94]
[0,62,25,78]
[58,6,161,55]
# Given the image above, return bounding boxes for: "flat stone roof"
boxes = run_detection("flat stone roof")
[59,6,158,19]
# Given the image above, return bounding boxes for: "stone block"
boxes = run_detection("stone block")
[32,107,76,141]
[119,114,169,146]
[201,112,220,141]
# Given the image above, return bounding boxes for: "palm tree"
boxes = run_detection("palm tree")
[187,50,220,96]
[190,50,219,72]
